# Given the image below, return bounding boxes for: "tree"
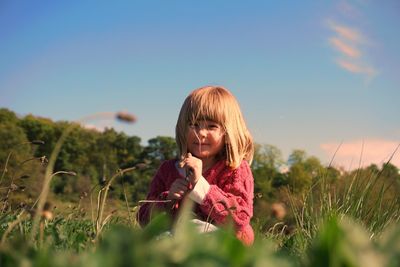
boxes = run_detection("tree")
[141,136,178,166]
[252,144,284,170]
[304,156,324,183]
[90,128,120,183]
[381,163,400,181]
[0,109,31,168]
[52,126,99,194]
[286,150,324,194]
[252,144,285,199]
[114,133,142,169]
[380,163,400,195]
[0,108,19,124]
[287,163,312,194]
[325,166,340,184]
[129,136,178,202]
[0,122,35,200]
[288,149,307,166]
[18,114,62,159]
[0,122,31,171]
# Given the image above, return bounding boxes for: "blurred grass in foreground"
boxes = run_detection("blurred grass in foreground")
[1,209,400,267]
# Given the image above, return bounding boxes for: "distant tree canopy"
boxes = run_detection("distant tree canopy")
[0,109,180,203]
[252,144,286,198]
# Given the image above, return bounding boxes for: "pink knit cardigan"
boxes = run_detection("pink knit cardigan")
[137,159,254,245]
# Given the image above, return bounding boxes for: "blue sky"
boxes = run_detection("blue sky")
[1,1,399,168]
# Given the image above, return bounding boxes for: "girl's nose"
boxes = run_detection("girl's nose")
[198,127,207,137]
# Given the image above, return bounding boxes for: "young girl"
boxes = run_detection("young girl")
[137,86,254,245]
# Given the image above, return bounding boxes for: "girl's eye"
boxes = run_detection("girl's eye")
[208,124,220,130]
[188,122,221,131]
[189,123,199,129]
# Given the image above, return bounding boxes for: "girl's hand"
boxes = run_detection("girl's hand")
[181,153,203,185]
[167,178,190,200]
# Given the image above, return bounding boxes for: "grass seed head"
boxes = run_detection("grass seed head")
[116,112,137,123]
[10,183,18,191]
[271,202,287,220]
[80,191,88,199]
[135,163,148,170]
[42,202,54,220]
[42,210,53,220]
[39,156,48,165]
[31,140,45,145]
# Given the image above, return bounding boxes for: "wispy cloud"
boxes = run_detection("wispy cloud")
[326,2,377,82]
[336,58,376,77]
[329,37,361,58]
[330,23,363,43]
[321,139,400,169]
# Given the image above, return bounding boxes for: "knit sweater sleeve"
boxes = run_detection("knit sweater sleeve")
[137,161,172,226]
[199,161,254,229]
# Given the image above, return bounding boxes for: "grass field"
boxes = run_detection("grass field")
[1,169,400,267]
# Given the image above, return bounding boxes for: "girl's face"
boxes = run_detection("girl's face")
[187,120,225,160]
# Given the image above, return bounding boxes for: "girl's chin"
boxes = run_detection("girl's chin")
[190,151,211,158]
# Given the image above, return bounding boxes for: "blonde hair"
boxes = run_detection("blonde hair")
[175,86,254,169]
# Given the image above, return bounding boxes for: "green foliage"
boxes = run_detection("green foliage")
[288,161,400,256]
[18,114,63,159]
[0,212,295,267]
[142,136,178,166]
[253,144,284,170]
[2,211,400,267]
[379,223,400,267]
[287,150,324,194]
[0,117,39,201]
[0,109,153,203]
[252,144,284,198]
[0,109,31,168]
[128,136,178,202]
[306,216,385,267]
[0,122,31,170]
[288,149,307,166]
[0,108,19,124]
[287,163,312,194]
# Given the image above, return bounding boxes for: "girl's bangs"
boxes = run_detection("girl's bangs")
[186,96,226,125]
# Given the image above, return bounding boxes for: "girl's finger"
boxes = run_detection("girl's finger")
[173,179,187,186]
[180,178,190,185]
[176,185,186,192]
